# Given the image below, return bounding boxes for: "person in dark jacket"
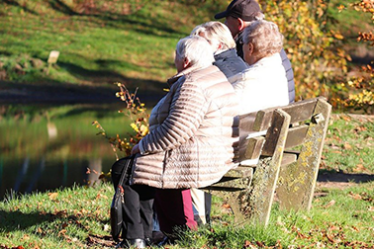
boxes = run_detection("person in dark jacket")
[214,0,295,103]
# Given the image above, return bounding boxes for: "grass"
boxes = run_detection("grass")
[1,181,373,248]
[1,114,373,248]
[322,114,374,173]
[0,0,226,88]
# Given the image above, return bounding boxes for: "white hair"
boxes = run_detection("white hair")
[190,21,236,52]
[175,36,214,68]
[243,20,283,59]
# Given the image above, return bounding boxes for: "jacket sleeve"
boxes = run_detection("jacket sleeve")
[139,78,208,154]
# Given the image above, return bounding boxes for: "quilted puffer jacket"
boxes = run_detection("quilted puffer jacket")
[130,64,239,189]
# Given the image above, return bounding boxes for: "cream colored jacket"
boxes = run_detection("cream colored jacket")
[229,53,289,115]
[130,65,239,189]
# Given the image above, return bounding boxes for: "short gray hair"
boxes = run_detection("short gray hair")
[175,36,214,68]
[190,21,236,52]
[243,20,283,59]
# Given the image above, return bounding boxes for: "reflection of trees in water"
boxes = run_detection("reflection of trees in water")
[13,157,29,192]
[13,157,46,194]
[47,122,58,140]
[0,104,128,198]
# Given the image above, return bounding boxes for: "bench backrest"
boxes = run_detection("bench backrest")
[238,97,331,165]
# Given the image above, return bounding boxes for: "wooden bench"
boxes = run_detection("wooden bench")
[201,97,332,226]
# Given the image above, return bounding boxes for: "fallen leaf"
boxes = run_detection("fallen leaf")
[58,229,67,237]
[341,115,351,121]
[353,164,367,172]
[48,192,58,200]
[348,192,362,200]
[222,203,231,209]
[331,150,342,154]
[328,225,340,231]
[343,143,352,150]
[327,233,337,243]
[324,200,336,208]
[368,206,374,212]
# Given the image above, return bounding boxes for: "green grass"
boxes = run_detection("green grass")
[322,114,374,172]
[0,0,226,87]
[1,181,373,248]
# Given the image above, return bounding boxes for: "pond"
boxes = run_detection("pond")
[0,103,141,200]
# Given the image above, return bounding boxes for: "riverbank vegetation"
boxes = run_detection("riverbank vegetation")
[0,0,373,112]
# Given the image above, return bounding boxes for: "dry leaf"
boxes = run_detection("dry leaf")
[58,229,67,237]
[343,143,352,150]
[348,192,362,200]
[324,200,336,208]
[341,115,352,121]
[222,203,231,209]
[327,233,336,243]
[328,225,340,231]
[48,192,58,200]
[353,164,367,172]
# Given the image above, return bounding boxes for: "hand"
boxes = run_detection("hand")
[131,144,140,155]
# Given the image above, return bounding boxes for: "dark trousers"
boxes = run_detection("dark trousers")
[111,157,155,240]
[155,188,197,237]
[204,192,212,225]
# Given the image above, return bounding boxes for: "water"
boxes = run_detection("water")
[0,103,134,200]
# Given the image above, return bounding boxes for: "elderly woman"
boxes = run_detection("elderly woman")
[191,21,248,81]
[190,21,248,226]
[112,35,239,248]
[232,20,289,115]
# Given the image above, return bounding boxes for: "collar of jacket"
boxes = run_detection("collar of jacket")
[228,53,281,82]
[214,48,238,62]
[166,65,204,86]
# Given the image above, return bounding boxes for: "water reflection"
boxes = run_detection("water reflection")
[0,103,133,200]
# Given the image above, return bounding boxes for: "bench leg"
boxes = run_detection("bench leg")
[209,157,281,226]
[276,100,331,211]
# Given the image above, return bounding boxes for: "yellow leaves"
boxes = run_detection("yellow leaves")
[337,4,346,12]
[130,122,139,133]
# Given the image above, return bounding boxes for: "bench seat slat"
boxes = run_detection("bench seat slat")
[224,166,254,178]
[208,176,252,189]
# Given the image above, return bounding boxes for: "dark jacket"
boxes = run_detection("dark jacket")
[213,48,248,80]
[236,32,295,103]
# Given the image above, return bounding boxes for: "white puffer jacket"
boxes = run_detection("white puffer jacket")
[130,64,239,189]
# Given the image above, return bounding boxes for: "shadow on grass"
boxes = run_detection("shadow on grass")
[47,0,186,38]
[0,210,51,232]
[318,170,374,184]
[3,0,38,15]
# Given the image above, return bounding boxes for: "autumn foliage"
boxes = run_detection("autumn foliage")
[340,0,374,113]
[93,83,149,159]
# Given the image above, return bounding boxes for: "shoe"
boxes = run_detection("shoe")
[152,231,165,244]
[115,238,147,249]
[157,236,175,247]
